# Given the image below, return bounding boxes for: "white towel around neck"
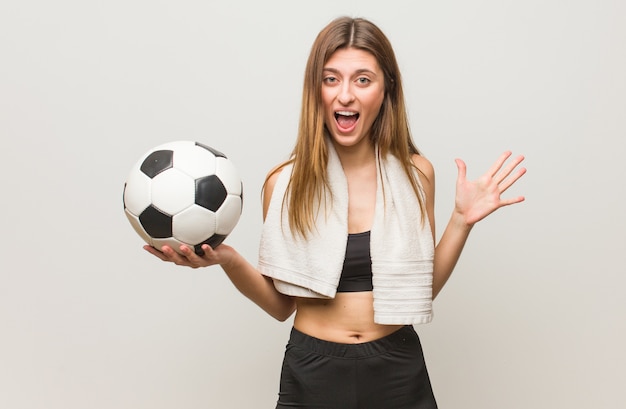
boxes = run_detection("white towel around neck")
[258,142,435,325]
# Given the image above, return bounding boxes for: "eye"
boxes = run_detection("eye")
[323,76,338,85]
[356,77,371,86]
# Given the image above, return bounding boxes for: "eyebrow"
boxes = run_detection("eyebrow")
[323,67,378,76]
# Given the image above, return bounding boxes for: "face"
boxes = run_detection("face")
[321,48,385,149]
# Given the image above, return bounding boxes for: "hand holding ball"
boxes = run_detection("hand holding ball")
[123,141,243,255]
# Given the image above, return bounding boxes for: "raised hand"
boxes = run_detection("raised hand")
[454,151,526,226]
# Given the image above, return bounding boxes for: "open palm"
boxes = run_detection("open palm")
[455,151,526,226]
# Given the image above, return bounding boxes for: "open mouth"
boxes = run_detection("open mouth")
[334,111,360,129]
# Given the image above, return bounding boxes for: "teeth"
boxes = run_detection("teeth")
[336,111,357,116]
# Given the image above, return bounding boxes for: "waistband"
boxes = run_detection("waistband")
[288,325,416,359]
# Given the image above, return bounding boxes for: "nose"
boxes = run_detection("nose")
[337,82,355,105]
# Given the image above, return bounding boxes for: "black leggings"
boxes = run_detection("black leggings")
[276,326,437,409]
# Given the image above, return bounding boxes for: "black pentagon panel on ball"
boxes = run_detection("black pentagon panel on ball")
[195,175,227,211]
[194,234,228,255]
[139,205,173,238]
[239,181,244,213]
[195,142,226,158]
[140,150,174,178]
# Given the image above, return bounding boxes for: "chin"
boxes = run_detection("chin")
[332,136,370,149]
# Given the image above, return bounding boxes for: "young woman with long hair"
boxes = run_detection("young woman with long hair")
[146,16,526,408]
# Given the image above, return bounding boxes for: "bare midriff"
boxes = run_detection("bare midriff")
[293,292,403,344]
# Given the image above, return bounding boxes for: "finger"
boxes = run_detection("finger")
[193,243,215,257]
[161,245,190,265]
[199,244,215,257]
[495,154,525,185]
[499,194,526,207]
[144,245,169,261]
[488,151,513,178]
[499,166,527,194]
[179,245,211,268]
[179,245,200,263]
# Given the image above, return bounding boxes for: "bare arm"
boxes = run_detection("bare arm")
[414,152,526,299]
[144,168,296,321]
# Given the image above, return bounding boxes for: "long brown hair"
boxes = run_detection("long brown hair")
[266,17,426,237]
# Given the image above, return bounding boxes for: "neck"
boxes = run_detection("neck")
[331,138,376,171]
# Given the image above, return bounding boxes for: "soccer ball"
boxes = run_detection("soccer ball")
[123,141,243,255]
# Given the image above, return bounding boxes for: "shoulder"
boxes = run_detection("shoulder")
[263,165,282,197]
[410,153,435,185]
[262,162,290,220]
[264,161,292,195]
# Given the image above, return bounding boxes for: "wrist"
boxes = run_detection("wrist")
[217,244,239,271]
[450,209,474,232]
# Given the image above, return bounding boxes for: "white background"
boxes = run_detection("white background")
[1,0,625,408]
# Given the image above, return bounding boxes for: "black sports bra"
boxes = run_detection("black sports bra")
[336,231,373,292]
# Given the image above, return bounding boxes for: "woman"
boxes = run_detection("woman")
[146,16,526,408]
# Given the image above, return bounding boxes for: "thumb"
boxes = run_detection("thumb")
[455,158,467,183]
